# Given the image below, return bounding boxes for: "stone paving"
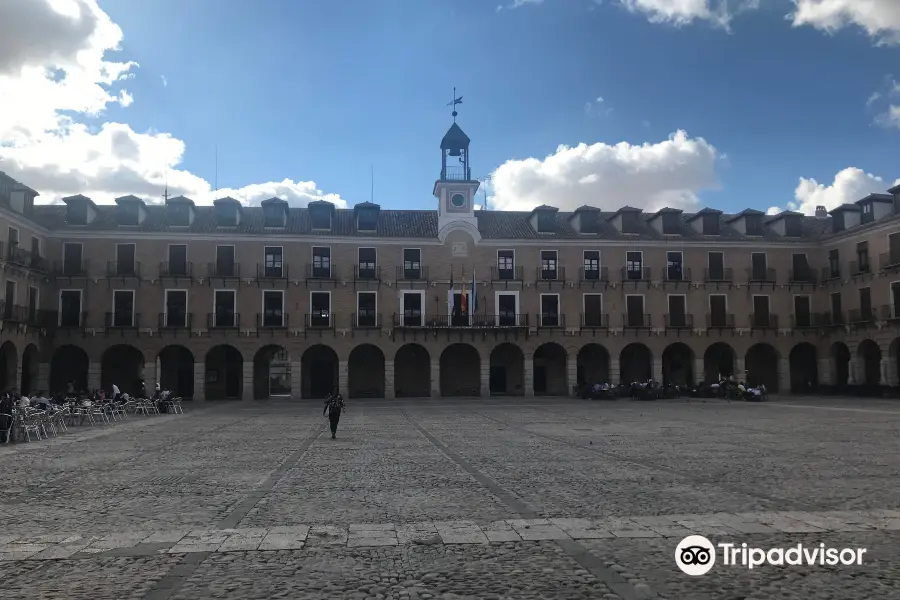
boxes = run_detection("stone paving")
[1,396,899,599]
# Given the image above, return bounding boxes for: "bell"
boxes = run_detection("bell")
[448,148,461,157]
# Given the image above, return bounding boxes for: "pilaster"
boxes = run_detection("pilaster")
[609,359,620,385]
[290,362,302,399]
[652,359,663,384]
[88,361,101,391]
[693,358,704,383]
[524,354,534,397]
[778,358,790,394]
[735,358,745,381]
[384,360,395,399]
[817,358,831,386]
[242,361,253,401]
[567,356,577,396]
[430,360,440,397]
[143,362,156,397]
[193,363,205,402]
[338,360,349,398]
[37,362,49,394]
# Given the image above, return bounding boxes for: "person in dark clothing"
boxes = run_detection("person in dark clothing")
[0,391,13,443]
[323,392,346,439]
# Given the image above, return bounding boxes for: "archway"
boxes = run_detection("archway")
[662,343,694,387]
[49,345,88,394]
[577,344,610,388]
[533,342,567,395]
[703,342,735,383]
[395,344,430,397]
[254,345,291,399]
[20,344,39,395]
[205,345,243,400]
[348,344,385,398]
[0,341,17,392]
[745,343,779,391]
[830,342,851,388]
[301,345,338,398]
[101,344,144,395]
[440,344,480,396]
[789,343,818,393]
[858,339,882,386]
[158,345,195,398]
[620,343,652,383]
[489,343,524,395]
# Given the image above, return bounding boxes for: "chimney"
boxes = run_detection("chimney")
[815,206,827,219]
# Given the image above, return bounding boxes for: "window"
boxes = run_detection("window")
[830,292,843,324]
[709,295,728,327]
[625,251,643,280]
[708,252,725,281]
[621,212,641,234]
[357,292,377,327]
[856,242,870,273]
[791,254,810,282]
[583,294,604,327]
[745,214,763,235]
[750,253,768,281]
[859,287,872,320]
[7,227,18,248]
[540,294,560,327]
[30,237,40,260]
[536,211,555,233]
[625,295,645,327]
[167,203,190,226]
[216,246,236,277]
[118,202,139,225]
[357,209,377,231]
[309,291,331,327]
[667,295,687,327]
[263,204,284,227]
[312,247,331,278]
[580,211,599,233]
[262,290,284,327]
[66,202,87,225]
[540,250,558,280]
[662,212,680,234]
[115,243,136,276]
[27,287,38,322]
[861,202,874,224]
[357,248,376,279]
[784,216,802,237]
[891,281,900,319]
[3,281,14,319]
[214,290,236,327]
[752,296,771,327]
[63,243,83,275]
[702,213,720,235]
[264,246,283,278]
[666,251,684,281]
[832,211,845,233]
[497,250,515,280]
[828,249,840,279]
[793,295,811,327]
[168,245,187,276]
[403,249,421,279]
[59,290,82,327]
[497,293,518,326]
[890,233,900,266]
[583,250,600,280]
[112,290,135,327]
[401,292,423,326]
[217,204,237,227]
[310,207,331,230]
[164,290,188,328]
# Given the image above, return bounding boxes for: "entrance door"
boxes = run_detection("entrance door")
[489,366,506,394]
[310,360,333,397]
[225,367,240,398]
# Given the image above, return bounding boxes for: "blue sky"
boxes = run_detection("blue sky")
[1,0,899,214]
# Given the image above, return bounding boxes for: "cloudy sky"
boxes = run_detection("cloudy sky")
[0,0,898,214]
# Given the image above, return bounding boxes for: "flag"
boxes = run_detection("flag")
[460,283,468,315]
[447,96,463,107]
[472,268,477,314]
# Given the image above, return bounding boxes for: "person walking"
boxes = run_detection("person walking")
[323,392,346,439]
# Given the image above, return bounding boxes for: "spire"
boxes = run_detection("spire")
[446,87,463,122]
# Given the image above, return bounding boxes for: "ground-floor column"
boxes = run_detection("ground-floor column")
[193,363,205,401]
[242,360,253,401]
[693,358,704,384]
[524,354,534,397]
[384,360,395,399]
[338,360,349,398]
[778,358,790,393]
[88,361,101,392]
[480,358,490,397]
[143,362,156,398]
[567,356,577,397]
[430,360,440,397]
[37,362,49,394]
[290,362,302,399]
[887,357,899,387]
[609,358,620,385]
[881,359,890,386]
[15,358,23,393]
[735,358,745,382]
[849,359,859,384]
[652,358,663,384]
[818,358,832,386]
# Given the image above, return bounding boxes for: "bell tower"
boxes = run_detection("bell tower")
[435,89,480,233]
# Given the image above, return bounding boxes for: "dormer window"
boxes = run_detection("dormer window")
[745,214,763,236]
[861,202,873,224]
[832,211,845,233]
[167,202,190,226]
[621,212,641,234]
[702,213,719,235]
[67,202,87,225]
[537,211,555,233]
[311,207,331,230]
[661,212,680,234]
[580,211,599,233]
[215,200,239,227]
[118,202,139,226]
[263,204,285,228]
[357,209,377,231]
[784,216,802,237]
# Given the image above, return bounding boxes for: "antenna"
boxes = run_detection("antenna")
[370,164,374,204]
[163,166,169,202]
[214,144,219,197]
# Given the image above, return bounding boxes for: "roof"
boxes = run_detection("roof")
[856,193,894,205]
[531,204,559,213]
[166,195,195,206]
[653,207,683,216]
[724,208,764,223]
[440,122,470,149]
[829,203,861,213]
[888,184,900,194]
[765,210,802,223]
[353,201,381,211]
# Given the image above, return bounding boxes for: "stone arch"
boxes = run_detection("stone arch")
[49,345,89,394]
[302,344,339,398]
[205,345,243,400]
[620,343,652,383]
[0,341,17,392]
[157,345,195,398]
[20,343,40,395]
[830,341,851,388]
[745,343,779,391]
[348,344,385,398]
[789,343,818,394]
[857,339,882,386]
[703,342,735,383]
[662,342,694,387]
[533,342,567,396]
[489,343,524,395]
[395,344,430,398]
[101,344,145,395]
[254,345,291,399]
[577,344,610,388]
[440,343,481,396]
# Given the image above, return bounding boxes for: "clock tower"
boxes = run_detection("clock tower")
[435,117,480,238]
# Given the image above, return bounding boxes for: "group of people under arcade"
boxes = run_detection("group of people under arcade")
[578,373,768,401]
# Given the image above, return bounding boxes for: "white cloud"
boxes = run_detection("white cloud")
[866,75,900,130]
[771,167,900,216]
[0,0,346,208]
[789,0,900,46]
[617,0,758,29]
[875,104,900,130]
[488,130,721,212]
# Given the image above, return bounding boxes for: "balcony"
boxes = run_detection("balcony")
[789,268,817,285]
[55,310,88,329]
[5,244,30,267]
[790,313,818,329]
[394,265,428,282]
[623,313,651,329]
[747,267,776,284]
[537,313,565,328]
[621,266,650,282]
[392,313,529,328]
[665,313,693,329]
[208,312,240,329]
[704,267,733,283]
[305,312,334,330]
[879,252,900,273]
[580,313,609,329]
[579,267,609,284]
[848,308,875,324]
[1,304,28,323]
[158,312,192,329]
[750,313,778,330]
[881,304,900,322]
[104,311,140,329]
[491,265,524,282]
[664,266,691,283]
[207,262,240,279]
[106,261,141,278]
[821,311,845,327]
[159,261,193,279]
[352,311,382,329]
[536,266,566,283]
[706,313,735,329]
[257,263,288,280]
[850,260,870,276]
[257,313,288,329]
[353,265,380,283]
[306,263,337,280]
[821,266,840,282]
[441,165,471,181]
[52,259,88,278]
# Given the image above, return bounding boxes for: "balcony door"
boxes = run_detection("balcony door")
[794,295,811,327]
[892,281,900,319]
[709,295,727,327]
[496,293,518,326]
[59,290,82,327]
[753,295,770,327]
[448,290,471,326]
[626,295,644,327]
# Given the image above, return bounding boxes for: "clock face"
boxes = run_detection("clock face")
[450,193,466,208]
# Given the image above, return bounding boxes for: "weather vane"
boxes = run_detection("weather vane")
[446,87,463,122]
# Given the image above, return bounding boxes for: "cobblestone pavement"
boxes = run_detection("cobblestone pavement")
[1,397,899,599]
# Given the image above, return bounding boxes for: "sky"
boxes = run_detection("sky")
[0,0,899,216]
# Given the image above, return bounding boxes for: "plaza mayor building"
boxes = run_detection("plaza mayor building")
[0,119,899,400]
